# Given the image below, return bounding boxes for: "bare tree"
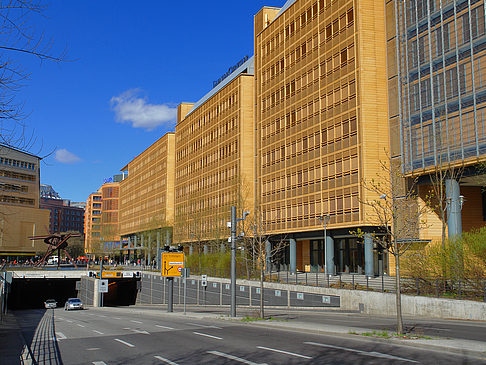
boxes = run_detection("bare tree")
[356,158,429,334]
[243,206,287,319]
[0,0,67,151]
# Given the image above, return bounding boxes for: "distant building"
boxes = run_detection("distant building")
[0,145,49,259]
[39,187,85,234]
[85,190,102,254]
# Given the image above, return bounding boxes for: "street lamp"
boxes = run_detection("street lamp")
[318,214,330,274]
[230,207,249,317]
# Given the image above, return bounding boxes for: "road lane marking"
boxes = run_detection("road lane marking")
[113,317,121,320]
[92,330,104,335]
[87,348,100,351]
[130,320,143,324]
[193,332,222,340]
[154,355,179,365]
[156,325,174,330]
[257,346,312,359]
[131,329,150,335]
[92,362,107,365]
[56,332,66,340]
[77,324,85,328]
[98,315,107,318]
[66,320,73,323]
[207,350,267,365]
[114,338,135,347]
[304,342,419,363]
[57,317,64,320]
[186,323,221,329]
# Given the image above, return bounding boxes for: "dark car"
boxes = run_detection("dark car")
[64,298,84,311]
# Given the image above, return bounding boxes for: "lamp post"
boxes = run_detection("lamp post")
[230,206,249,317]
[319,214,330,273]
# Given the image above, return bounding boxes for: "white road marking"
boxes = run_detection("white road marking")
[87,348,100,351]
[156,325,174,330]
[77,324,85,328]
[98,315,107,318]
[186,323,221,329]
[57,317,64,320]
[304,342,419,363]
[130,320,143,324]
[113,317,121,320]
[66,320,73,323]
[131,329,150,335]
[257,346,312,359]
[114,338,135,348]
[193,332,223,340]
[207,350,267,365]
[92,330,104,335]
[154,355,179,365]
[56,332,66,340]
[92,362,107,365]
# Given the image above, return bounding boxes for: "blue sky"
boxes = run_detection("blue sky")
[16,0,282,202]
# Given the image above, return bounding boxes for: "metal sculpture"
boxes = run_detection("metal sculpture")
[29,233,81,268]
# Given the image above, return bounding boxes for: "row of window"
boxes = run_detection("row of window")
[0,169,35,182]
[261,2,353,59]
[408,5,485,68]
[0,157,36,171]
[0,182,28,193]
[128,143,168,174]
[0,195,34,205]
[176,92,238,142]
[177,117,238,162]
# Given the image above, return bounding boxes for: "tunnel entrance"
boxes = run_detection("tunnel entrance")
[103,278,138,306]
[8,278,79,310]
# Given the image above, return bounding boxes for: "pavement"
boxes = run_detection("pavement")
[2,305,486,364]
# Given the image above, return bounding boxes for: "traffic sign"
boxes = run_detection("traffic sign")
[161,252,184,277]
[99,279,109,293]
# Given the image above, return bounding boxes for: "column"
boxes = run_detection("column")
[364,233,374,277]
[289,238,297,274]
[127,237,131,263]
[189,244,194,255]
[156,231,161,270]
[446,178,462,239]
[148,233,152,267]
[134,236,138,264]
[203,245,208,255]
[325,236,335,275]
[265,240,271,273]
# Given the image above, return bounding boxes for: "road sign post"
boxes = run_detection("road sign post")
[161,251,184,313]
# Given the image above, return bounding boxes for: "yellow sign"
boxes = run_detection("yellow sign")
[161,252,184,277]
[96,271,122,278]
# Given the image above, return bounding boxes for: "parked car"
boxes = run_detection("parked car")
[64,298,84,311]
[44,299,57,309]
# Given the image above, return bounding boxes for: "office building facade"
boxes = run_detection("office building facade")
[254,0,390,274]
[0,146,49,258]
[386,0,486,240]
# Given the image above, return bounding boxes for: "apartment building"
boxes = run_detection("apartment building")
[0,145,49,259]
[119,132,175,250]
[386,0,486,240]
[174,57,255,248]
[254,0,389,275]
[40,185,84,234]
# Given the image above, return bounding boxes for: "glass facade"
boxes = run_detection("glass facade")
[393,0,486,172]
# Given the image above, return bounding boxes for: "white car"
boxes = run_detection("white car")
[64,298,84,311]
[44,299,57,309]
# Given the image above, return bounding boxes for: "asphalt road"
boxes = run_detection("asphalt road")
[15,307,485,365]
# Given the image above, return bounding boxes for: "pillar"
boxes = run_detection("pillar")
[148,233,152,267]
[289,238,297,274]
[220,242,226,253]
[156,231,161,270]
[325,236,335,275]
[189,244,194,255]
[446,178,462,239]
[127,237,131,262]
[265,240,272,273]
[203,245,208,255]
[364,233,374,277]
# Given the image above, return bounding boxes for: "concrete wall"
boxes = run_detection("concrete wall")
[138,272,486,321]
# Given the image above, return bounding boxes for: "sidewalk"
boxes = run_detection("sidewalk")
[110,304,486,361]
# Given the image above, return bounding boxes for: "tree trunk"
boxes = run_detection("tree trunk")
[394,248,404,335]
[260,266,264,319]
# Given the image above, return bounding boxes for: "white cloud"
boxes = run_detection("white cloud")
[55,149,81,164]
[110,89,177,131]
